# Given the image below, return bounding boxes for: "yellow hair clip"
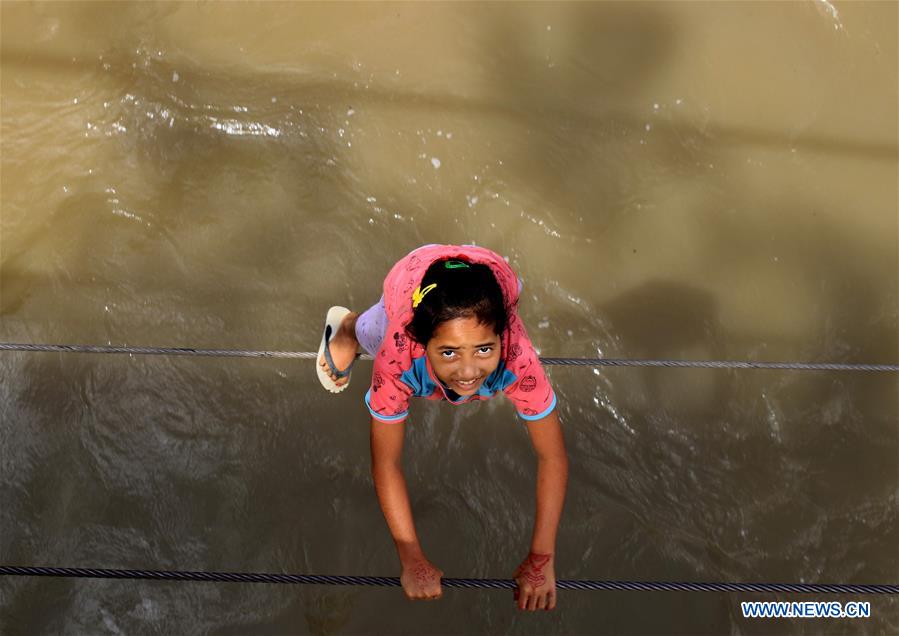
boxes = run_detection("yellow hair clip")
[412,283,437,309]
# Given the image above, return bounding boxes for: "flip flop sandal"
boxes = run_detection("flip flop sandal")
[316,306,359,393]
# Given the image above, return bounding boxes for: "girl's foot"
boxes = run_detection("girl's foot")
[319,311,360,387]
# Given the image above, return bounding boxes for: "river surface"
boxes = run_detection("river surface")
[1,2,897,634]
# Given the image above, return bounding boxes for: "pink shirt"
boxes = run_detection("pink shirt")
[365,244,556,423]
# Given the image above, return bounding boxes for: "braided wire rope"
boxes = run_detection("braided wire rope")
[1,566,896,594]
[1,343,897,372]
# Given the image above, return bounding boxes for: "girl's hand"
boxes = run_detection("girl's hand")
[400,556,444,601]
[512,552,557,611]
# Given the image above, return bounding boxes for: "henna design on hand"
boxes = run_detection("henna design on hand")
[522,552,551,587]
[412,562,434,585]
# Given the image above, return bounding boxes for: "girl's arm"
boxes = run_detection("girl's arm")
[370,416,443,600]
[514,409,568,611]
[526,409,569,554]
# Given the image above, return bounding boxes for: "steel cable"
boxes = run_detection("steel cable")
[1,343,897,372]
[1,566,896,594]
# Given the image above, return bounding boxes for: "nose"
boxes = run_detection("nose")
[460,360,480,380]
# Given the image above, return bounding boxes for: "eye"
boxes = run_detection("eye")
[478,347,493,354]
[441,350,456,359]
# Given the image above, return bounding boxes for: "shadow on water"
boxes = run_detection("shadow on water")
[573,181,897,633]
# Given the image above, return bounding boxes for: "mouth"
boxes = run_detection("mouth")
[452,377,481,389]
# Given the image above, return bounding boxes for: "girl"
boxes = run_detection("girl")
[316,244,568,612]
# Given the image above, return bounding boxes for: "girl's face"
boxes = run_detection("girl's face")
[425,316,502,396]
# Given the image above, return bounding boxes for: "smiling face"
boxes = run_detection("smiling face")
[424,316,502,396]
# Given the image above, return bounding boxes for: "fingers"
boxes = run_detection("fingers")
[401,560,443,601]
[424,584,443,601]
[403,577,443,601]
[407,594,441,601]
[515,587,557,611]
[405,587,442,601]
[516,586,530,611]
